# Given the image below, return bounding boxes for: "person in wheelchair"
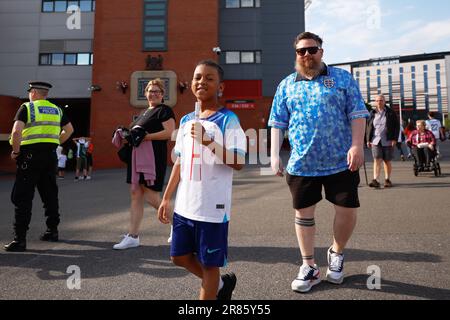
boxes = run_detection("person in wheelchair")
[406,120,436,171]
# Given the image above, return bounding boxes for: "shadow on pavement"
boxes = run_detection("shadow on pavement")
[1,244,441,293]
[311,274,450,300]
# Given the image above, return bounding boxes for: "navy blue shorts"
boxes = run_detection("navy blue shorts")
[170,212,229,268]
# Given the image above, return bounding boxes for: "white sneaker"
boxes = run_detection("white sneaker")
[167,226,173,243]
[326,246,345,284]
[85,176,92,180]
[113,234,140,250]
[291,264,321,293]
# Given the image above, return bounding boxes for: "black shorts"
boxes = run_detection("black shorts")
[286,170,360,209]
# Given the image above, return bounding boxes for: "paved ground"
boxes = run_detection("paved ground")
[1,144,450,300]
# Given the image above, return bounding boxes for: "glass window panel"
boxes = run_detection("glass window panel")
[241,0,254,7]
[145,35,165,42]
[145,26,165,32]
[255,51,261,63]
[42,1,54,12]
[145,19,165,26]
[68,1,79,9]
[255,0,261,7]
[77,53,90,65]
[65,53,77,65]
[144,42,165,49]
[80,0,92,11]
[145,10,165,16]
[92,0,95,11]
[54,1,67,12]
[52,53,64,65]
[90,53,93,65]
[145,3,166,10]
[40,54,50,65]
[226,52,240,64]
[241,52,254,63]
[225,0,239,8]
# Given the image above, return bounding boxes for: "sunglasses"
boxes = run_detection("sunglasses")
[296,46,321,56]
[147,90,162,94]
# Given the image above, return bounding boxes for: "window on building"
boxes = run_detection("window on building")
[143,0,167,51]
[41,0,95,12]
[80,0,94,11]
[40,54,51,65]
[225,0,240,8]
[241,52,254,63]
[241,0,254,7]
[65,53,77,65]
[225,51,240,64]
[255,51,261,64]
[68,1,78,9]
[225,50,262,64]
[42,0,54,12]
[54,0,67,12]
[39,52,93,65]
[77,53,90,65]
[225,0,260,8]
[52,53,65,65]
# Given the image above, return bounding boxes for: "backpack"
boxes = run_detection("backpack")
[79,143,87,158]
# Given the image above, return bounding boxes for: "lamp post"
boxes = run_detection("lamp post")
[398,96,403,126]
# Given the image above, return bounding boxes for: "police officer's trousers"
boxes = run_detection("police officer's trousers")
[11,148,60,240]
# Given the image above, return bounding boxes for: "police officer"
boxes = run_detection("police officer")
[4,81,74,252]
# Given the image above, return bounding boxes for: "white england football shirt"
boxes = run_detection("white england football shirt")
[173,108,246,223]
[426,119,442,139]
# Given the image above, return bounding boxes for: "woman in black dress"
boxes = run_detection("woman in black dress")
[113,79,175,250]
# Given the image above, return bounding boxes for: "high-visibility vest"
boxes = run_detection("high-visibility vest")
[10,100,62,146]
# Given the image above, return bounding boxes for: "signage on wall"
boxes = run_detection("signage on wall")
[137,78,170,102]
[130,70,177,108]
[226,100,256,110]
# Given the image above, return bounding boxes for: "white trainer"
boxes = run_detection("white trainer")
[326,246,345,284]
[291,264,321,293]
[113,234,140,250]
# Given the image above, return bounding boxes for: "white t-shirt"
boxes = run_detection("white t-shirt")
[426,118,442,139]
[173,108,247,223]
[58,154,67,168]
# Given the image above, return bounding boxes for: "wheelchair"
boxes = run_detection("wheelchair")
[411,146,442,177]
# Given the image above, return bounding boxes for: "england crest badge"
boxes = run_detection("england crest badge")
[323,77,335,88]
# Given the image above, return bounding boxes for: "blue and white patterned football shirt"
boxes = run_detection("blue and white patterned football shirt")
[269,65,369,177]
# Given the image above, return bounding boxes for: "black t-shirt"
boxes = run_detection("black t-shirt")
[14,102,70,151]
[127,104,175,183]
[14,103,70,126]
[131,103,175,156]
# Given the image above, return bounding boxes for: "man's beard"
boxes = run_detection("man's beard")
[296,58,322,78]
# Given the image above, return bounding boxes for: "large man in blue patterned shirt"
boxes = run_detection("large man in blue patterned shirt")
[269,32,369,293]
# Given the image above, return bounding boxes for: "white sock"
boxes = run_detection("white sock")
[217,277,224,293]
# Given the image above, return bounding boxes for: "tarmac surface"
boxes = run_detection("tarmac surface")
[1,144,450,300]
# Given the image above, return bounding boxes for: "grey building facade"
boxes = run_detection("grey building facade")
[0,0,94,99]
[219,0,305,96]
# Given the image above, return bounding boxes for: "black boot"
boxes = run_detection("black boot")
[4,239,27,252]
[40,229,59,242]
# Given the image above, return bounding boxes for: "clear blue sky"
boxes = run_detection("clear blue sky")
[306,0,450,64]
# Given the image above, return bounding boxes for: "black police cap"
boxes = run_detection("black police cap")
[27,81,53,92]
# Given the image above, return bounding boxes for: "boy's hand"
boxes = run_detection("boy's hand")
[158,199,172,224]
[191,122,213,146]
